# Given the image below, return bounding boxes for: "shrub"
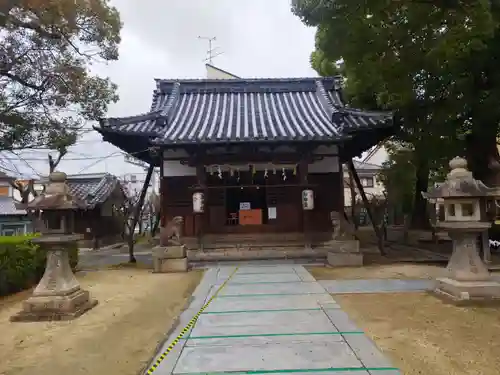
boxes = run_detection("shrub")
[0,234,79,297]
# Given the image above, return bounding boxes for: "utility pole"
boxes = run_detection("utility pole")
[198,36,224,64]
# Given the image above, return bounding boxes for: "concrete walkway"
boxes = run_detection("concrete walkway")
[146,264,401,375]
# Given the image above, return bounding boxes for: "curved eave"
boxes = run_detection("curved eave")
[341,115,395,135]
[339,120,396,162]
[150,133,354,148]
[94,126,158,165]
[93,124,158,138]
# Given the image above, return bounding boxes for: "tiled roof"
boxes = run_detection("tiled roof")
[97,77,393,145]
[351,160,381,170]
[0,196,27,216]
[0,171,15,182]
[40,173,122,209]
[66,173,121,208]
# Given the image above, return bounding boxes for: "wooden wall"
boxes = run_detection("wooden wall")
[160,172,342,236]
[73,208,122,245]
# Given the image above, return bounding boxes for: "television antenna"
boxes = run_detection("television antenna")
[198,36,224,64]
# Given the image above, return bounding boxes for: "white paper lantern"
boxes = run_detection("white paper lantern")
[193,192,205,213]
[302,189,314,210]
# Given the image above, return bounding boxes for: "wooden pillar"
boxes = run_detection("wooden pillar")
[299,159,311,249]
[158,177,167,229]
[347,159,386,256]
[159,154,166,230]
[337,157,346,214]
[196,164,207,251]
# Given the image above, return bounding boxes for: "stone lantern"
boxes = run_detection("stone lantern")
[422,157,500,303]
[10,171,98,322]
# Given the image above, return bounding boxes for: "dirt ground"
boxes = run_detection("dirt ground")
[307,264,446,280]
[335,292,500,375]
[0,268,203,375]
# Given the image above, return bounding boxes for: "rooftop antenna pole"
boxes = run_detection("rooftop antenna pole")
[198,35,224,64]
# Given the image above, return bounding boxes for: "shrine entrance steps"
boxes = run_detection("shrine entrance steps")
[184,232,338,263]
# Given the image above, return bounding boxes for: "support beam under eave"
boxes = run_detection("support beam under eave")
[347,159,386,256]
[127,164,154,263]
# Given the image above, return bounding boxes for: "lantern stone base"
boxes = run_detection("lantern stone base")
[153,245,188,273]
[325,240,363,267]
[433,277,500,304]
[10,289,98,322]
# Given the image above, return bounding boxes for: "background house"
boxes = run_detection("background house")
[39,172,128,246]
[0,172,32,235]
[205,63,240,79]
[343,160,384,209]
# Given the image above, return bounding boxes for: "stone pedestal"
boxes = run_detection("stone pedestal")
[433,230,500,303]
[11,236,98,322]
[153,245,188,273]
[326,240,363,267]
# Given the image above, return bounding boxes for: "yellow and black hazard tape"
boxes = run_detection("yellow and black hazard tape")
[146,267,239,375]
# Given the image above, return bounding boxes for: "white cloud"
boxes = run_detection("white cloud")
[4,0,317,179]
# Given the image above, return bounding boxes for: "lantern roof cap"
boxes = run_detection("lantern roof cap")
[422,157,495,200]
[25,171,88,211]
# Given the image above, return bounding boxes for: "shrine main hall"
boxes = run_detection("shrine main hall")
[96,76,394,249]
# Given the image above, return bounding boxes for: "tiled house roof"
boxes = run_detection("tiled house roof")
[350,160,381,171]
[39,173,123,209]
[68,173,121,208]
[0,196,27,216]
[96,77,393,145]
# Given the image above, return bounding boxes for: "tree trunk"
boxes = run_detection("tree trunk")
[465,126,499,185]
[152,211,161,237]
[138,219,143,234]
[410,153,430,229]
[348,171,358,229]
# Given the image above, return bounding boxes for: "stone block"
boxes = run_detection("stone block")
[153,245,186,259]
[154,257,188,273]
[434,277,500,303]
[324,240,360,253]
[327,252,363,267]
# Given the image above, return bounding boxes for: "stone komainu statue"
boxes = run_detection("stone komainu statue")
[160,216,184,246]
[330,211,356,240]
[330,211,342,240]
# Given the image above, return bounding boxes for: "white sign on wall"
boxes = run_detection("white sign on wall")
[268,207,277,219]
[239,202,251,210]
[162,160,196,177]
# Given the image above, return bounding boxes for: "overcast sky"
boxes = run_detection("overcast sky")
[0,0,318,180]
